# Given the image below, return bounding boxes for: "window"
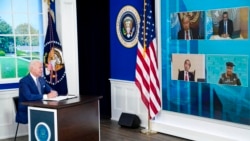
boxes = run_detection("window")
[0,0,44,84]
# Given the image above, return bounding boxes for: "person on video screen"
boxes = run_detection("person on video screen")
[218,11,234,38]
[218,62,241,86]
[178,59,195,81]
[178,15,199,40]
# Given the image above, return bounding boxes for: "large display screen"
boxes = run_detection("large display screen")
[161,0,250,126]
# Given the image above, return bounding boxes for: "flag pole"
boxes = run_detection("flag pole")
[141,112,157,134]
[140,0,157,134]
[142,0,147,58]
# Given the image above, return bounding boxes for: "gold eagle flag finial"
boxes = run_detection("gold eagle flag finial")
[44,0,50,6]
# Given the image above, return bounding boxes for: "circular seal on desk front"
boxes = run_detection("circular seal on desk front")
[34,122,51,141]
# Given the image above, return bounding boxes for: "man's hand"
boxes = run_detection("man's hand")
[221,33,229,38]
[47,90,58,98]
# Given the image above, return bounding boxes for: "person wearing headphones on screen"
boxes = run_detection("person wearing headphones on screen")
[178,59,195,81]
[218,62,241,86]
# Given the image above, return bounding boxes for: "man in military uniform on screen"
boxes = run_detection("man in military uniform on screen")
[218,62,241,86]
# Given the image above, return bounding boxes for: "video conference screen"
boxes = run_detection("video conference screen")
[161,0,250,126]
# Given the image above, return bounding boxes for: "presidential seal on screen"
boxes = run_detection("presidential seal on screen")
[35,122,51,141]
[116,5,140,48]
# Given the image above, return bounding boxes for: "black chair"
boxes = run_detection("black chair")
[13,96,19,141]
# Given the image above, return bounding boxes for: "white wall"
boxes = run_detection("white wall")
[0,0,78,139]
[0,90,27,139]
[55,0,79,96]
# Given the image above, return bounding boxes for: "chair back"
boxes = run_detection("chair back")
[13,96,19,141]
[13,96,19,112]
[192,70,196,81]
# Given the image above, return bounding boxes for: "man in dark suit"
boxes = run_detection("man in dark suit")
[16,60,58,124]
[178,59,195,81]
[218,11,234,38]
[178,15,199,40]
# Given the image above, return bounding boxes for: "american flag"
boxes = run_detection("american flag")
[135,0,161,119]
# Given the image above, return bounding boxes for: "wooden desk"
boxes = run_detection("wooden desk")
[22,95,103,141]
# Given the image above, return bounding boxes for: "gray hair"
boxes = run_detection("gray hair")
[29,60,42,71]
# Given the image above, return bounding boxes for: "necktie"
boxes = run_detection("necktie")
[225,21,227,34]
[36,78,41,94]
[185,72,188,81]
[224,21,227,34]
[185,30,189,40]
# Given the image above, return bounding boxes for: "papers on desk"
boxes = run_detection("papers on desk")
[210,35,231,40]
[210,35,244,40]
[43,95,77,101]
